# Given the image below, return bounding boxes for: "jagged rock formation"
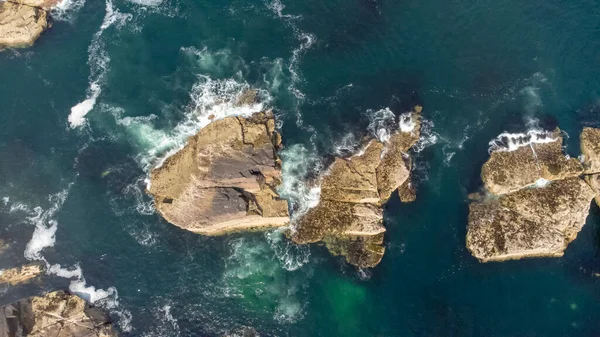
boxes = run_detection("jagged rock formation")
[0,291,117,337]
[148,110,289,235]
[0,263,43,285]
[0,0,58,48]
[291,109,421,268]
[467,129,595,262]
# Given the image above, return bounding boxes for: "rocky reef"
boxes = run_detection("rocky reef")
[290,108,422,268]
[0,263,43,285]
[148,109,289,235]
[0,290,117,337]
[467,128,597,262]
[0,0,58,48]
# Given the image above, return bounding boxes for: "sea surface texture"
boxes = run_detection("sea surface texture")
[1,0,600,336]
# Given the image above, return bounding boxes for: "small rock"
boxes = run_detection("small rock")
[0,263,44,285]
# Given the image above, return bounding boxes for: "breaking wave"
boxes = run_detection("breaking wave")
[278,144,322,219]
[488,129,557,153]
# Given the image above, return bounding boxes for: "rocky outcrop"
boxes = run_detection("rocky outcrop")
[467,178,595,262]
[0,0,58,49]
[291,108,422,268]
[148,110,289,235]
[482,128,583,195]
[0,263,43,285]
[581,127,600,174]
[0,290,117,337]
[467,129,595,262]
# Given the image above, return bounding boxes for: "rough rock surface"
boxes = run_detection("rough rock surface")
[292,109,421,268]
[481,128,583,195]
[0,1,48,48]
[148,111,289,235]
[0,291,117,337]
[467,178,595,262]
[0,263,43,285]
[581,127,600,174]
[468,128,595,262]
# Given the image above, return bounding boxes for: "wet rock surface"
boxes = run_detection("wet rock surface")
[0,290,117,337]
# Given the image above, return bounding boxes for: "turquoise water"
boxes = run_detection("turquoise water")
[2,0,600,335]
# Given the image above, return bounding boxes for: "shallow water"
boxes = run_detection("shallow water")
[2,0,600,335]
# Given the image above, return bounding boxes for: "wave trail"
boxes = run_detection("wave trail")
[68,0,131,128]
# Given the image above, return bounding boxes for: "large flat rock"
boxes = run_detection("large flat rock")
[467,177,595,262]
[0,1,48,48]
[148,111,290,235]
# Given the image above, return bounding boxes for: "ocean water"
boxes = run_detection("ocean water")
[2,0,600,335]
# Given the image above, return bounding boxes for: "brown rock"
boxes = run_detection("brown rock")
[0,263,43,285]
[585,174,600,207]
[0,291,118,337]
[482,129,583,195]
[148,111,289,235]
[292,110,421,267]
[467,177,595,262]
[0,1,48,48]
[581,127,600,174]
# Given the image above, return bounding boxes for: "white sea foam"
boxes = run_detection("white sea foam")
[121,75,265,171]
[24,187,71,260]
[399,112,416,133]
[413,118,438,153]
[534,178,550,188]
[488,129,557,153]
[9,202,32,214]
[278,144,322,219]
[265,229,310,271]
[51,0,86,21]
[69,0,132,128]
[2,197,8,205]
[367,107,395,142]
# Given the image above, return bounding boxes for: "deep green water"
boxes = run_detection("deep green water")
[2,0,600,335]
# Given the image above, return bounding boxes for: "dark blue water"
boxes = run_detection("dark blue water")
[2,0,600,335]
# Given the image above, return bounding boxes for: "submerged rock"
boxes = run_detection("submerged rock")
[148,111,290,235]
[481,128,583,195]
[0,1,47,48]
[0,263,43,285]
[0,290,117,337]
[291,109,421,268]
[468,128,594,262]
[467,178,595,262]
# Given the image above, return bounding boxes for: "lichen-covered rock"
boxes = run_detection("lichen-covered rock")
[291,108,421,268]
[0,263,43,285]
[467,178,594,262]
[481,129,583,195]
[0,291,117,337]
[581,127,600,174]
[148,111,290,235]
[0,1,48,48]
